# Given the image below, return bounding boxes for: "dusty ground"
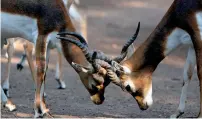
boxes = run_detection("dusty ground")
[1,0,200,118]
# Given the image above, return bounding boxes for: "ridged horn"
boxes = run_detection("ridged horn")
[113,22,140,63]
[57,36,92,62]
[58,32,88,46]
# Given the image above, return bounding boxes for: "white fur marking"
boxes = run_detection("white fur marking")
[123,79,136,92]
[5,102,16,112]
[165,28,192,55]
[55,62,60,79]
[196,12,202,40]
[143,85,153,106]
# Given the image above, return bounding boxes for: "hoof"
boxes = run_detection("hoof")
[57,86,66,89]
[43,112,54,118]
[17,64,24,71]
[56,79,66,89]
[34,109,52,118]
[170,111,184,118]
[4,99,17,112]
[44,92,47,98]
[35,113,43,118]
[170,114,177,119]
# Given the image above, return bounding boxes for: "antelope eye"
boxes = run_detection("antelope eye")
[115,70,121,77]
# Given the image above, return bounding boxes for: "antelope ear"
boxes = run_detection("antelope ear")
[111,61,131,74]
[71,62,92,73]
[126,43,135,59]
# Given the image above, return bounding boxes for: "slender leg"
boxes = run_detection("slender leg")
[23,40,48,97]
[190,21,202,117]
[196,46,202,118]
[171,46,196,118]
[197,47,202,118]
[2,38,15,97]
[34,35,52,118]
[23,41,36,83]
[1,86,8,103]
[55,43,66,89]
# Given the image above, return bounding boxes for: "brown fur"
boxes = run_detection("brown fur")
[1,0,102,117]
[118,0,202,116]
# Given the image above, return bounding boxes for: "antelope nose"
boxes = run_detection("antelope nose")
[140,104,149,110]
[125,85,131,92]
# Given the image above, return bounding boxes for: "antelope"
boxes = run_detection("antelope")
[112,0,202,117]
[62,0,202,118]
[1,0,87,113]
[1,0,102,117]
[2,0,87,94]
[1,0,137,117]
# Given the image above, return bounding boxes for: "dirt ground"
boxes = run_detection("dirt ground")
[1,0,200,118]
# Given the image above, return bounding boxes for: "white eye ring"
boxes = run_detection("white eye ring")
[123,79,136,92]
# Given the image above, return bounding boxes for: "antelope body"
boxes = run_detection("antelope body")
[2,1,87,100]
[109,0,202,117]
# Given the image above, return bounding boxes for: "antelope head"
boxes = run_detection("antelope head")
[109,22,153,110]
[58,32,108,104]
[109,23,153,110]
[57,22,140,104]
[111,60,153,110]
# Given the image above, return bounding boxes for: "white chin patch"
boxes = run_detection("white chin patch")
[143,85,153,107]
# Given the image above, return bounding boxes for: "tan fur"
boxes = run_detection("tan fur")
[1,0,104,117]
[115,0,202,116]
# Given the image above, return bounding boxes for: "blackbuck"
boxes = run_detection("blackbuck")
[112,0,202,117]
[63,0,202,118]
[1,0,105,117]
[2,1,87,97]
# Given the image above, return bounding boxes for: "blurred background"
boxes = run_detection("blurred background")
[1,0,200,118]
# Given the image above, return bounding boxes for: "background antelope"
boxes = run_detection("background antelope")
[63,0,202,118]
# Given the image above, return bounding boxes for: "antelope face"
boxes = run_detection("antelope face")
[114,63,153,110]
[71,62,110,105]
[57,22,140,105]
